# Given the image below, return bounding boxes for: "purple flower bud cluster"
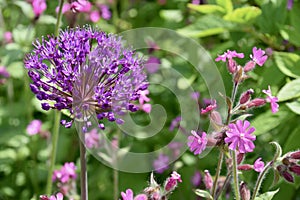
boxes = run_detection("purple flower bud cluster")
[276,150,300,183]
[24,26,148,129]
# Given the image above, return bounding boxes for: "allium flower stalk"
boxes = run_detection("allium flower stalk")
[24,27,148,130]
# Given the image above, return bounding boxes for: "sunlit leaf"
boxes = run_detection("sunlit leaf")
[277,79,300,102]
[216,0,233,13]
[223,6,262,24]
[195,189,213,199]
[255,189,279,200]
[274,52,300,78]
[286,99,300,115]
[188,4,225,14]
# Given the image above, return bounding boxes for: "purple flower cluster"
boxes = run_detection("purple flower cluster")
[24,27,148,129]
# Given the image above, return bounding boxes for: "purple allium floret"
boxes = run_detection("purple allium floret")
[24,26,148,129]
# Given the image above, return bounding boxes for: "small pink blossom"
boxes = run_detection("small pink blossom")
[89,10,100,22]
[55,3,71,14]
[49,193,63,200]
[253,158,264,172]
[204,170,213,189]
[262,85,279,113]
[71,0,92,13]
[146,56,160,74]
[138,90,150,105]
[26,119,42,135]
[200,100,217,114]
[250,47,268,66]
[141,103,151,113]
[99,4,111,20]
[4,32,13,43]
[52,162,77,183]
[225,120,256,153]
[215,50,244,62]
[187,131,207,155]
[164,171,182,192]
[32,0,47,17]
[121,189,147,200]
[153,154,169,173]
[85,128,99,148]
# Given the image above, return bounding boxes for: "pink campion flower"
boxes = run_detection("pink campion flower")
[164,171,182,192]
[26,119,42,135]
[200,100,217,114]
[89,10,100,22]
[253,158,265,172]
[85,128,99,148]
[215,50,244,62]
[32,0,47,17]
[55,3,71,14]
[121,189,147,200]
[71,0,92,13]
[99,4,111,20]
[204,170,213,189]
[187,131,207,155]
[250,47,268,66]
[49,193,64,200]
[141,103,151,113]
[153,154,169,173]
[263,85,279,113]
[52,162,77,183]
[225,120,256,153]
[138,89,152,113]
[4,32,13,43]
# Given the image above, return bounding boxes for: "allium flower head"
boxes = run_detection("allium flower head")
[263,85,279,113]
[187,131,207,155]
[26,119,42,135]
[24,26,148,130]
[225,120,256,153]
[253,158,264,172]
[250,47,268,66]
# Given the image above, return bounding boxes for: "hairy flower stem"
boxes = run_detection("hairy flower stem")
[212,150,224,200]
[46,111,61,195]
[251,162,272,200]
[232,150,240,200]
[45,1,64,195]
[80,137,88,200]
[216,171,232,199]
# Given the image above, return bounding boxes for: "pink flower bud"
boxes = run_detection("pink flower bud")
[290,151,300,159]
[239,89,254,104]
[209,110,222,125]
[289,165,300,176]
[238,164,253,171]
[240,182,250,200]
[282,171,294,183]
[237,153,245,164]
[164,171,182,192]
[204,170,213,190]
[244,60,256,72]
[227,59,238,74]
[247,98,266,108]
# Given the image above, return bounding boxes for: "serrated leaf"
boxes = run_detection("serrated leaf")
[274,52,300,78]
[270,141,282,162]
[254,189,279,200]
[286,99,300,115]
[188,4,225,14]
[195,189,213,199]
[14,1,34,19]
[223,6,262,24]
[277,79,300,102]
[216,0,233,13]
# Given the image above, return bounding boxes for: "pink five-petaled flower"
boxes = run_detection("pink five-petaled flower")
[52,162,77,183]
[121,189,147,200]
[200,100,217,114]
[50,193,63,200]
[253,158,265,172]
[188,131,207,155]
[262,85,279,113]
[250,47,268,66]
[215,50,244,62]
[85,128,100,148]
[164,171,182,192]
[26,119,42,135]
[225,120,256,153]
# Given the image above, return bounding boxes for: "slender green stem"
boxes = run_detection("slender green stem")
[80,136,88,200]
[113,167,119,200]
[113,131,120,200]
[232,150,240,200]
[251,162,272,200]
[55,0,64,36]
[46,111,61,195]
[212,150,224,200]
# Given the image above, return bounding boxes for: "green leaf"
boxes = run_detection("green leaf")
[216,0,233,13]
[277,79,300,102]
[280,26,300,46]
[37,15,57,25]
[195,189,213,200]
[274,52,300,78]
[254,189,279,200]
[188,4,225,14]
[177,15,233,37]
[14,1,34,19]
[12,25,36,46]
[160,10,183,23]
[252,108,291,135]
[290,2,300,34]
[286,99,300,115]
[7,62,24,79]
[223,6,262,24]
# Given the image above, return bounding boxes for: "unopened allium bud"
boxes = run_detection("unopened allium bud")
[247,98,266,108]
[289,165,300,176]
[282,171,294,183]
[238,164,253,171]
[290,151,300,159]
[239,89,254,104]
[244,60,256,72]
[204,170,213,190]
[240,182,250,200]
